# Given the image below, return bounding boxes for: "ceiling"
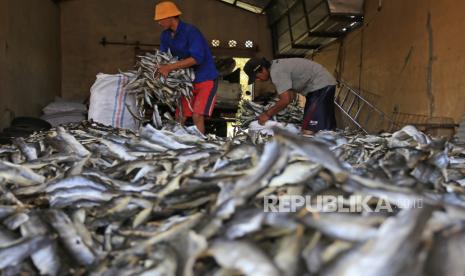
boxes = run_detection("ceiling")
[216,0,273,14]
[216,0,365,57]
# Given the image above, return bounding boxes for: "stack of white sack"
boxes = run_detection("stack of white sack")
[41,99,87,127]
[248,120,300,136]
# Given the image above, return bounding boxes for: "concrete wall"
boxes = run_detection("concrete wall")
[313,0,465,125]
[0,0,61,130]
[60,0,273,101]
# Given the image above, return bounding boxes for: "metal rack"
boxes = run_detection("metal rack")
[334,80,398,133]
[335,81,459,136]
[392,111,458,137]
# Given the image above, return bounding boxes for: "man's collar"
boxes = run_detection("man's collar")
[170,20,185,34]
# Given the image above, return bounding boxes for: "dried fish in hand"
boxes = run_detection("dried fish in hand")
[123,49,195,125]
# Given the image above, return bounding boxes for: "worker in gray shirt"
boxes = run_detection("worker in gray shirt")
[244,57,337,134]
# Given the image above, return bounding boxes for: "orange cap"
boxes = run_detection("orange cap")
[154,1,182,21]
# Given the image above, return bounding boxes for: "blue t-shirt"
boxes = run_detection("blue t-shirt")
[160,21,218,83]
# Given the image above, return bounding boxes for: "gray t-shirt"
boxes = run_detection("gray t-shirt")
[270,58,336,96]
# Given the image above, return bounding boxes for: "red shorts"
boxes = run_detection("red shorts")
[176,79,218,117]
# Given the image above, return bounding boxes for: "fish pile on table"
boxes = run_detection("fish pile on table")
[237,98,304,128]
[123,50,195,123]
[0,121,464,275]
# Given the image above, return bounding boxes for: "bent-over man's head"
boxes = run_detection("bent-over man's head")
[244,57,271,85]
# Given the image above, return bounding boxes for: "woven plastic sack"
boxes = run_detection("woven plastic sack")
[88,73,138,130]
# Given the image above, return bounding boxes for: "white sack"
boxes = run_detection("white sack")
[88,73,138,130]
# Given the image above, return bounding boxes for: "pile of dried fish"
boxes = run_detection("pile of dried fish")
[0,122,464,275]
[123,50,195,120]
[237,98,304,127]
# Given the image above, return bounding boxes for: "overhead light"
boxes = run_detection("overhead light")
[350,22,358,27]
[228,40,237,47]
[245,40,254,48]
[212,39,220,47]
[342,28,347,32]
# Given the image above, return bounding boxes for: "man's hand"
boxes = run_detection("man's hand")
[257,90,294,126]
[157,64,173,78]
[175,114,186,125]
[258,113,270,125]
[157,57,197,78]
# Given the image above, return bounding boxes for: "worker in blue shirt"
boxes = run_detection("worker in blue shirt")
[154,1,219,134]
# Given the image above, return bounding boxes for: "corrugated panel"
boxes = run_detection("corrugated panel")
[305,0,324,12]
[327,0,364,15]
[266,0,364,57]
[239,0,273,10]
[267,0,289,23]
[217,0,273,14]
[215,0,364,56]
[307,1,329,28]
